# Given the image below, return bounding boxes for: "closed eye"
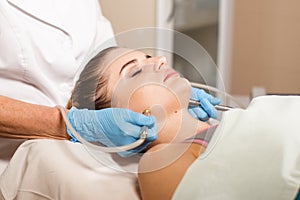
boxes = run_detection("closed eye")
[120,54,151,75]
[131,68,142,77]
[120,59,138,75]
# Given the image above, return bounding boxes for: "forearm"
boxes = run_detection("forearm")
[0,95,70,140]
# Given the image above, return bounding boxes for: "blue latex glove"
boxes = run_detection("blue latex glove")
[188,87,221,121]
[67,107,157,157]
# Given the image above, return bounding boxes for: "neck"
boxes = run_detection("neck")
[140,109,210,174]
[196,119,211,133]
[148,109,211,148]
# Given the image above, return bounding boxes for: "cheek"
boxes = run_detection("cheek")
[128,85,181,114]
[128,85,182,140]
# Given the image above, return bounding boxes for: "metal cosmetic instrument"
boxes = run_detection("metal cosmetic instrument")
[189,99,233,112]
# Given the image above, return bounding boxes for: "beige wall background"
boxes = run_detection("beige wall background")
[230,0,300,95]
[99,0,156,34]
[98,0,158,56]
[98,0,300,95]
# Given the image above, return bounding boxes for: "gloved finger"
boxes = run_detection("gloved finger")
[116,135,137,146]
[200,98,218,118]
[207,96,221,105]
[191,87,221,105]
[118,140,152,157]
[119,123,145,138]
[144,125,158,141]
[188,106,208,120]
[119,124,157,157]
[124,110,156,127]
[190,87,202,99]
[117,131,154,157]
[119,119,157,140]
[188,109,197,119]
[191,87,211,98]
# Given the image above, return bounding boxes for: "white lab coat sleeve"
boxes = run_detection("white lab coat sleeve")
[0,0,115,106]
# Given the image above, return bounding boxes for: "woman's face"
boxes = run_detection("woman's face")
[102,48,196,144]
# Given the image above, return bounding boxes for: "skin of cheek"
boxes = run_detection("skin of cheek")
[127,85,183,145]
[108,71,208,146]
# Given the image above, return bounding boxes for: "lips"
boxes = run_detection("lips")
[163,69,179,82]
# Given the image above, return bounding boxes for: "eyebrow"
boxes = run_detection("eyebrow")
[119,54,152,74]
[119,59,137,75]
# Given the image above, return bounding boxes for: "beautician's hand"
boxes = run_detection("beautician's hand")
[67,107,157,157]
[188,87,221,120]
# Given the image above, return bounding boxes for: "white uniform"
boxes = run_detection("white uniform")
[0,1,140,199]
[0,0,114,106]
[0,0,114,174]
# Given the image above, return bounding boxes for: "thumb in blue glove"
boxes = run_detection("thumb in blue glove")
[188,87,221,121]
[67,107,157,157]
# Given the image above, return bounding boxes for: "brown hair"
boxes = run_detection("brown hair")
[67,47,118,110]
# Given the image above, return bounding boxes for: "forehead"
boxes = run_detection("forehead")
[103,48,146,91]
[110,49,145,75]
[110,50,145,68]
[104,48,146,71]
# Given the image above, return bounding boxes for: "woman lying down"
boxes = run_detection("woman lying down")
[68,47,300,200]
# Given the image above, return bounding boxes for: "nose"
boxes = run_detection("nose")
[147,56,167,71]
